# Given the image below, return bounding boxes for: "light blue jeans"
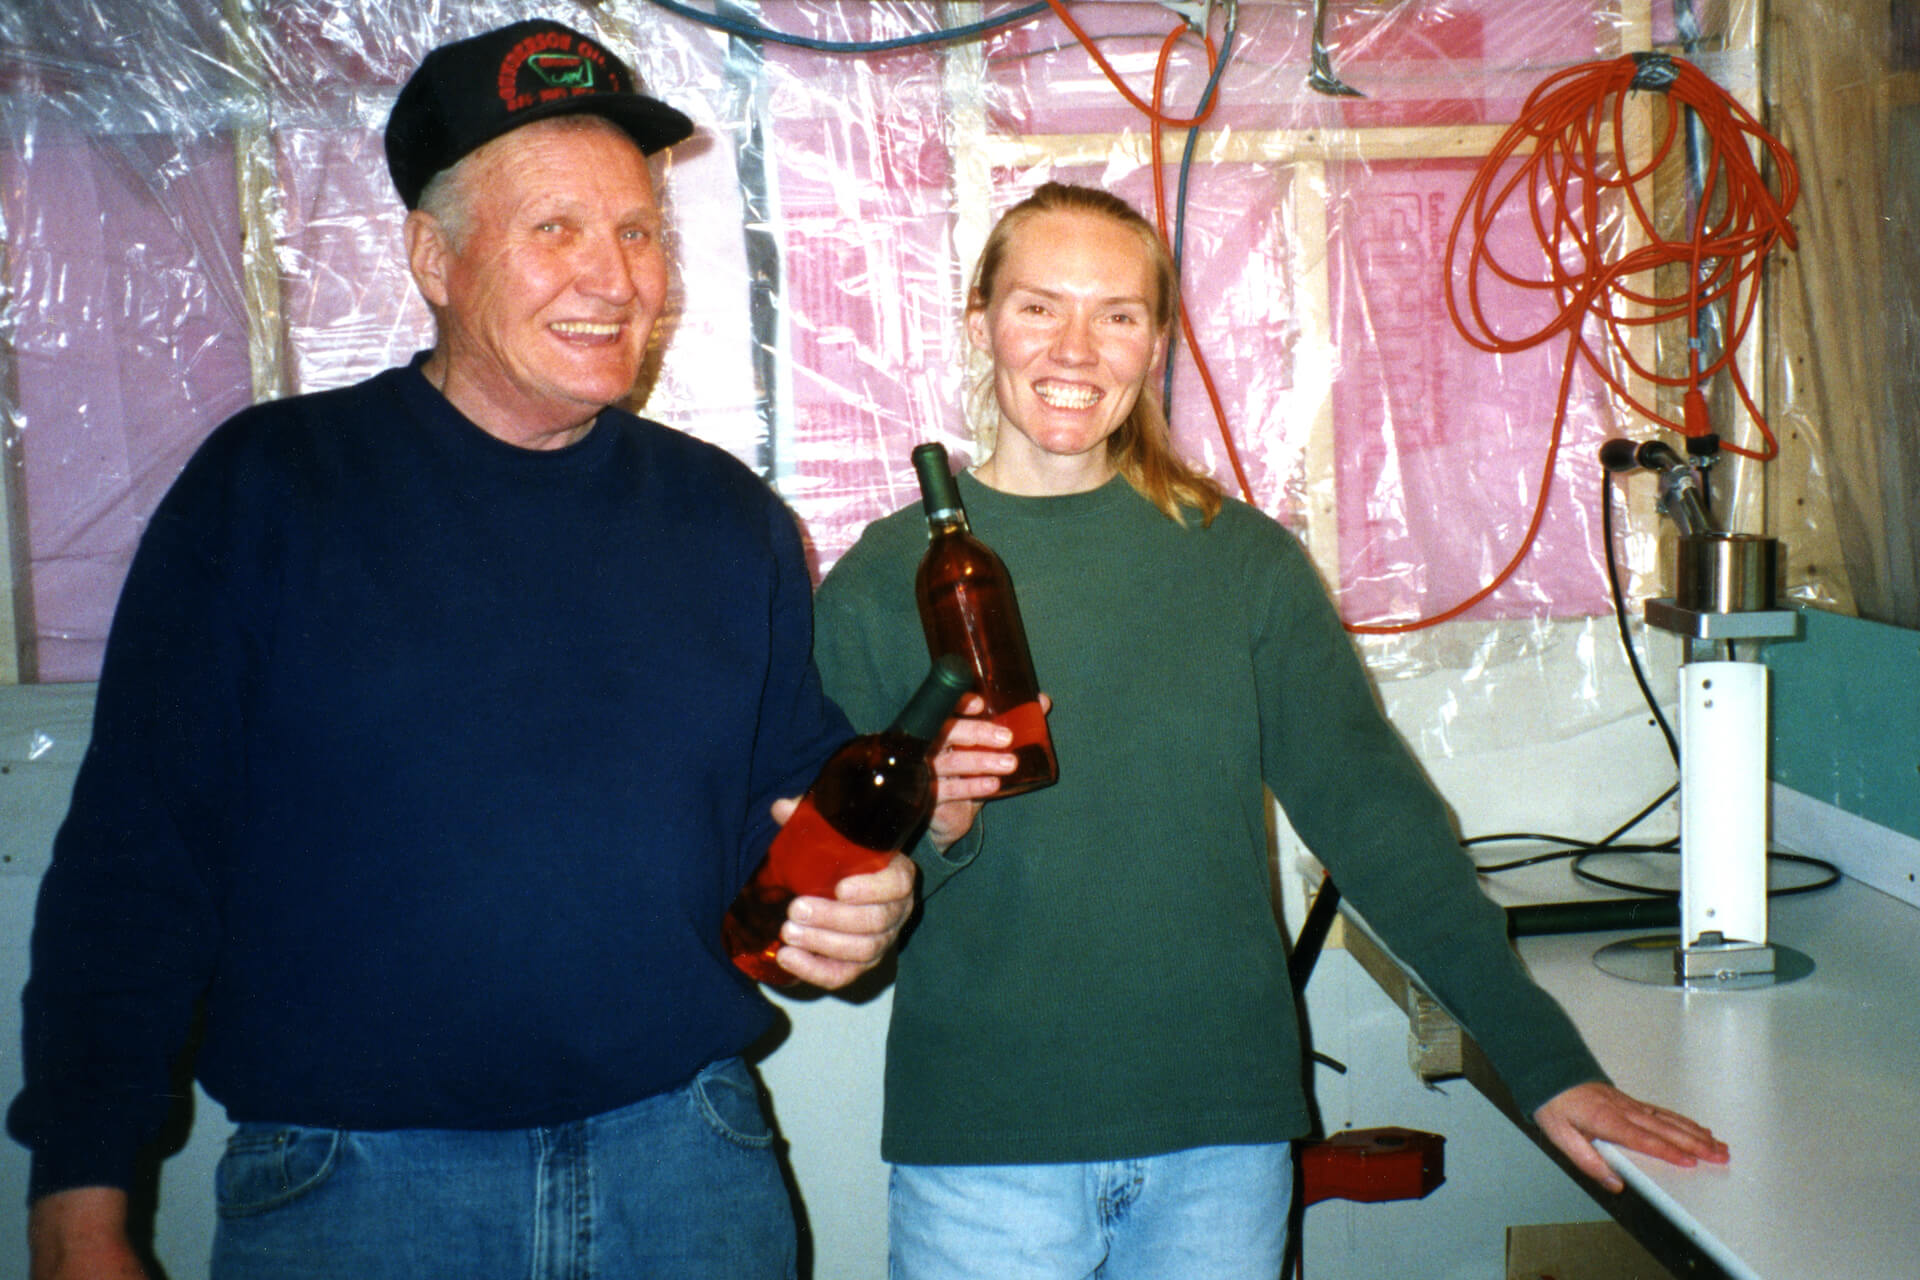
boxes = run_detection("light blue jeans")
[888,1143,1293,1280]
[210,1057,795,1280]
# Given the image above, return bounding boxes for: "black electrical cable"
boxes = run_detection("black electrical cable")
[1603,466,1680,764]
[1467,467,1690,876]
[642,0,1051,54]
[1591,786,1677,848]
[1468,784,1680,872]
[1473,807,1841,903]
[1470,845,1583,874]
[1570,847,1840,899]
[1470,836,1676,877]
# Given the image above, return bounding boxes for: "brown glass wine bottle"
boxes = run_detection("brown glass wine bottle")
[724,656,971,985]
[910,442,1058,796]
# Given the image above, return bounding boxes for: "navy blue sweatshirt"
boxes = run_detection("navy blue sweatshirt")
[8,359,851,1198]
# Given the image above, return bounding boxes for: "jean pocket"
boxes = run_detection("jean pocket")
[215,1123,343,1218]
[690,1057,776,1149]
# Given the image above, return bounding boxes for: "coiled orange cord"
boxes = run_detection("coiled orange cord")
[1447,53,1796,457]
[1349,53,1799,634]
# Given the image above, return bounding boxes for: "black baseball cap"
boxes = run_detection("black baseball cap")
[385,19,695,209]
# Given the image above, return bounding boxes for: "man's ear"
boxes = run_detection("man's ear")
[404,209,452,310]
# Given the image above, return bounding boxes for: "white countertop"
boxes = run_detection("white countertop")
[1492,864,1920,1280]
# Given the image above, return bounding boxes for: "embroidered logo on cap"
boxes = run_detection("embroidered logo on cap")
[529,53,592,88]
[496,30,624,113]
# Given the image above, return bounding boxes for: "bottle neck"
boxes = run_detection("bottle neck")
[913,442,971,537]
[888,656,972,741]
[926,508,971,538]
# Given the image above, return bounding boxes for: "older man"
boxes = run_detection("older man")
[9,20,1002,1280]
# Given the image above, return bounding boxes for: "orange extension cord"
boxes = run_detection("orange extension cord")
[1046,23,1799,636]
[1351,51,1800,634]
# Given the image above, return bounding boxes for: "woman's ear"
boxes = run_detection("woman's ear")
[404,209,453,310]
[964,301,990,355]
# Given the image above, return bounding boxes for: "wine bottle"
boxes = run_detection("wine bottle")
[724,656,971,985]
[911,441,1058,796]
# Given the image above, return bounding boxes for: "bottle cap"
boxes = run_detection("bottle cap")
[912,443,965,521]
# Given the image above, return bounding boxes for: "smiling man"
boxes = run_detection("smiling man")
[6,20,964,1280]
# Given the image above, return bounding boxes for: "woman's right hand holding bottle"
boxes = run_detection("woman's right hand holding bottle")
[925,693,1048,851]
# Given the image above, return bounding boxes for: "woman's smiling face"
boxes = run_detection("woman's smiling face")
[967,206,1168,487]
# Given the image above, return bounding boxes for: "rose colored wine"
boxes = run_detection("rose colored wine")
[989,699,1055,787]
[723,798,894,984]
[723,658,970,985]
[911,442,1058,796]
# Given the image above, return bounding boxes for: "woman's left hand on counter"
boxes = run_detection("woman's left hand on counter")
[1534,1081,1731,1193]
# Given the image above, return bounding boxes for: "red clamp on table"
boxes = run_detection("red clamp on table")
[1300,1127,1446,1206]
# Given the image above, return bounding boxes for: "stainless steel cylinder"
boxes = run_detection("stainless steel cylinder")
[1674,533,1780,613]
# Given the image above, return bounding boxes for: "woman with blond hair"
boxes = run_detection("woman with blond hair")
[813,181,1724,1279]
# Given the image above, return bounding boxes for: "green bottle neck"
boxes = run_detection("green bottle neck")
[888,656,972,741]
[913,443,970,533]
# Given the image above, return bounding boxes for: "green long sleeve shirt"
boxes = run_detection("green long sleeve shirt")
[813,472,1603,1166]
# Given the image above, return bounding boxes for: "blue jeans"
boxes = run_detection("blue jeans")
[210,1057,795,1280]
[888,1143,1293,1280]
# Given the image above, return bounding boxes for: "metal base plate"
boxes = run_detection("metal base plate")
[1593,934,1815,990]
[1645,598,1801,641]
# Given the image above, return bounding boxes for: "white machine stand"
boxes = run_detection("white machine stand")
[1676,660,1770,968]
[1593,444,1810,989]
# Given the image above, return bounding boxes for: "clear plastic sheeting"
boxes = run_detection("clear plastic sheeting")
[1,1,1898,772]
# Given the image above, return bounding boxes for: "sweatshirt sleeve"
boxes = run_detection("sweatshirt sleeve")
[733,497,857,891]
[6,426,265,1200]
[1243,516,1606,1116]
